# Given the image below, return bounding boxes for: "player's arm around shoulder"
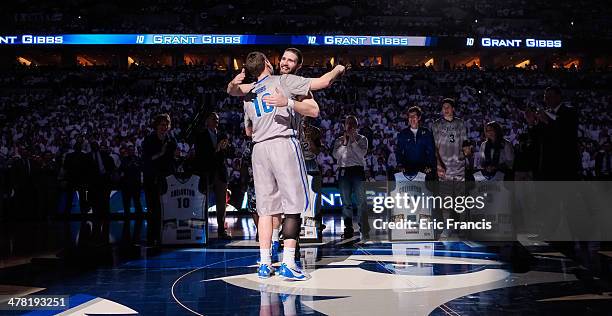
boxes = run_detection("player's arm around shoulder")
[294,94,320,118]
[273,75,319,117]
[310,64,346,91]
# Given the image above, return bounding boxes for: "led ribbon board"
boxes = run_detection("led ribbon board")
[465,37,563,48]
[0,34,437,46]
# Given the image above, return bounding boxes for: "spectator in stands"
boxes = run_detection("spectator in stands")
[0,64,609,227]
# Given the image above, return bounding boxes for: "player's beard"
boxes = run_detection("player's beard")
[280,64,296,75]
[280,65,291,74]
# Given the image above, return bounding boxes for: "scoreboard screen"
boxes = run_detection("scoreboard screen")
[0,34,437,46]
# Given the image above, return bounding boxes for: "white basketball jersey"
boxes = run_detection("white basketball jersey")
[243,74,311,143]
[390,172,434,241]
[161,174,206,244]
[471,171,512,239]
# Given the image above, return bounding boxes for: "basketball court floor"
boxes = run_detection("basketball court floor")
[1,215,611,315]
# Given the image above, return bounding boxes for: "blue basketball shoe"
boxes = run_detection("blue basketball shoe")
[257,263,275,279]
[278,263,311,281]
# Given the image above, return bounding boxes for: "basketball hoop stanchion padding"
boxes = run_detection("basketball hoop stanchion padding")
[160,174,207,246]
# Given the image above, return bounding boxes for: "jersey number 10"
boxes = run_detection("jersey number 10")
[177,198,190,209]
[253,93,274,117]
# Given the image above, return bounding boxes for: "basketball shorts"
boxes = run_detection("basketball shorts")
[252,136,310,216]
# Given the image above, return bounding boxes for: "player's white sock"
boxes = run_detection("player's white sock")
[282,247,296,268]
[272,228,280,242]
[260,248,272,265]
[282,295,297,315]
[260,291,271,306]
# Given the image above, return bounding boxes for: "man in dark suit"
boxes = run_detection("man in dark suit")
[526,86,580,258]
[88,141,115,218]
[526,86,579,180]
[195,112,231,239]
[35,150,60,220]
[63,142,92,217]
